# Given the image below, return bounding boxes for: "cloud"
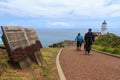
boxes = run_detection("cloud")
[47,22,73,27]
[0,0,120,18]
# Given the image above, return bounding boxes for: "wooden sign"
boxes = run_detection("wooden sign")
[1,26,43,69]
[24,28,43,66]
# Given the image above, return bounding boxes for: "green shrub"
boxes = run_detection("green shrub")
[92,45,103,51]
[93,34,120,55]
[112,48,120,55]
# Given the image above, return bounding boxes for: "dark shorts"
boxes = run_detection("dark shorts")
[77,41,82,47]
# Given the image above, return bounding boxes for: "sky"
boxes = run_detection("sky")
[0,0,120,30]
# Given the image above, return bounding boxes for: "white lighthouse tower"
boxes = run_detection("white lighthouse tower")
[101,20,107,35]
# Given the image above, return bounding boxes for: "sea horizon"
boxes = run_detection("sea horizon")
[36,28,120,47]
[0,28,120,47]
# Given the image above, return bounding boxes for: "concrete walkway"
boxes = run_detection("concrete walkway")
[59,46,120,80]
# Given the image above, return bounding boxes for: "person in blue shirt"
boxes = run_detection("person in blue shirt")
[75,33,83,51]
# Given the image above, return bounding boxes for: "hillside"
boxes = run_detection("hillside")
[92,33,120,55]
[0,46,60,80]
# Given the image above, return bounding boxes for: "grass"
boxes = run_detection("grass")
[41,48,60,64]
[41,66,51,76]
[40,47,60,80]
[0,76,22,80]
[31,74,39,80]
[92,45,112,52]
[92,34,120,55]
[0,51,9,76]
[92,45,120,55]
[0,47,60,80]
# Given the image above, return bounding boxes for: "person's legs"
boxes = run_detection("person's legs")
[76,46,79,51]
[85,44,92,54]
[88,45,92,53]
[84,44,86,51]
[76,41,79,51]
[79,43,82,51]
[76,41,82,51]
[85,43,89,54]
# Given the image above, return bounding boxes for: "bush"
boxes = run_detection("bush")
[93,34,120,55]
[112,48,120,55]
[94,34,120,48]
[92,45,103,51]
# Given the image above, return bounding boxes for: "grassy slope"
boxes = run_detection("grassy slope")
[92,34,120,55]
[0,47,60,80]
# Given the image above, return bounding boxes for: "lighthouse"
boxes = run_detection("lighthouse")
[101,20,107,35]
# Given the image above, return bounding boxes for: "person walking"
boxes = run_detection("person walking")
[84,28,95,54]
[75,33,83,51]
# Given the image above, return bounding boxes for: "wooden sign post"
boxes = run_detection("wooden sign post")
[1,26,43,70]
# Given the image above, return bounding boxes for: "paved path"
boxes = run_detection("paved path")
[60,46,120,80]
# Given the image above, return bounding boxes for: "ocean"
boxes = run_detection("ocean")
[36,29,86,47]
[0,28,120,47]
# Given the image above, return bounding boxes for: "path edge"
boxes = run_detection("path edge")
[56,48,67,80]
[92,49,120,58]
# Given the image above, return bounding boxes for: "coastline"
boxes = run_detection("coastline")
[48,40,76,48]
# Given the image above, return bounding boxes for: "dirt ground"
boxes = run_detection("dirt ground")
[0,47,60,80]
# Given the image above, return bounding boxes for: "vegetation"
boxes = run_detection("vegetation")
[49,40,75,48]
[0,47,60,80]
[40,48,60,80]
[92,33,120,55]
